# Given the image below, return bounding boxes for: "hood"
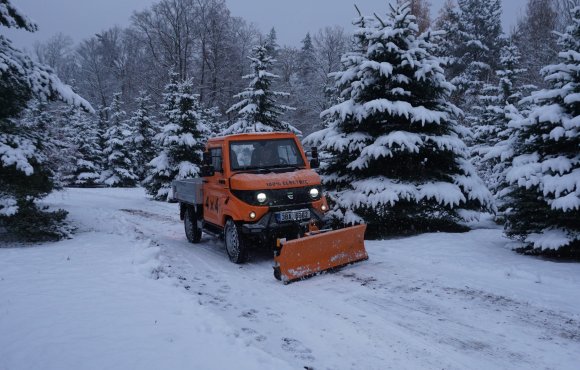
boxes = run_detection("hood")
[230,169,321,190]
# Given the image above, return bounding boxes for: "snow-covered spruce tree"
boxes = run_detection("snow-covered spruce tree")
[101,93,138,187]
[471,43,530,200]
[224,44,298,134]
[305,3,493,236]
[0,0,92,241]
[62,106,101,187]
[298,32,315,81]
[94,105,109,171]
[17,100,70,187]
[514,0,559,89]
[290,33,321,133]
[144,73,179,200]
[128,92,158,181]
[504,6,580,258]
[203,106,225,137]
[265,27,279,58]
[145,78,209,201]
[440,0,504,112]
[23,99,51,134]
[434,0,461,68]
[48,103,83,185]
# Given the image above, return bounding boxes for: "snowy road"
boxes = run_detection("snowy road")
[2,188,579,370]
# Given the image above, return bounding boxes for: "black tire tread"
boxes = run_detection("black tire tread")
[224,219,248,264]
[184,206,202,243]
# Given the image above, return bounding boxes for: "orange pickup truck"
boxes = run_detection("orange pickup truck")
[172,132,367,283]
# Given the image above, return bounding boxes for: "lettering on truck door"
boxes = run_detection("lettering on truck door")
[204,146,226,226]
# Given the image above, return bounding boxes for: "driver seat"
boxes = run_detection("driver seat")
[231,152,240,169]
[251,147,263,167]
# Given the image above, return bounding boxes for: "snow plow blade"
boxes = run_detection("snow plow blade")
[273,224,368,283]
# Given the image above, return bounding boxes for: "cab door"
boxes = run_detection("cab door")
[203,145,227,227]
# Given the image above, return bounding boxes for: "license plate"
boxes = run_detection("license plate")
[275,209,310,223]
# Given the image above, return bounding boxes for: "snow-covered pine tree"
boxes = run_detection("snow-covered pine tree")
[504,6,580,258]
[101,93,138,187]
[0,0,92,241]
[25,100,51,132]
[472,43,530,199]
[439,0,504,111]
[305,2,493,236]
[47,103,81,185]
[265,27,279,58]
[224,44,298,134]
[94,105,109,171]
[145,78,209,201]
[144,73,179,200]
[298,33,315,80]
[514,0,559,89]
[129,92,158,181]
[203,105,224,137]
[434,0,461,69]
[289,33,321,133]
[18,100,70,187]
[62,106,101,187]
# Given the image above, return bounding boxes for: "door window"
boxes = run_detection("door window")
[210,147,222,172]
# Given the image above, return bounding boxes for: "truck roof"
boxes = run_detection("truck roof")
[208,131,298,144]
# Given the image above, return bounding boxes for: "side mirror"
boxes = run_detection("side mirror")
[200,151,215,177]
[203,151,212,166]
[310,146,319,169]
[200,165,215,177]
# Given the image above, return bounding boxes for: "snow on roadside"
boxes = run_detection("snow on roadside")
[0,190,292,370]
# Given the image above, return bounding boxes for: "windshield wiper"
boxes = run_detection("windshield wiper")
[273,164,303,171]
[232,165,304,173]
[231,167,269,174]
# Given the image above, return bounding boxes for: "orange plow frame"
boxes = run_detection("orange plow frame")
[273,224,368,283]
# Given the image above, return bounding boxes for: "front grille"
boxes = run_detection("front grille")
[231,186,320,207]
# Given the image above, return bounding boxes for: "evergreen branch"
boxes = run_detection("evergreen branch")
[374,13,386,28]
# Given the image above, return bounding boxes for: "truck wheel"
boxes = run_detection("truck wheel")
[224,219,247,264]
[184,206,202,243]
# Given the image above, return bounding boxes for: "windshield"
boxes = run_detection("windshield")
[229,138,305,171]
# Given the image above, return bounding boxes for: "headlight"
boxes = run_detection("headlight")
[309,188,320,199]
[256,192,267,203]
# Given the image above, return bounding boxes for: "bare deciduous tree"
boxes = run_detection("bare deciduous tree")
[76,37,114,109]
[34,33,76,83]
[131,0,196,81]
[313,25,349,109]
[398,0,432,32]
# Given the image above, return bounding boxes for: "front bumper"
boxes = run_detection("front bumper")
[241,206,328,247]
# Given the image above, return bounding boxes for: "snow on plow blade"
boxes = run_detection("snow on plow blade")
[273,224,368,283]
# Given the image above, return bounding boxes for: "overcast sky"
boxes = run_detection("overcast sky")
[4,0,529,51]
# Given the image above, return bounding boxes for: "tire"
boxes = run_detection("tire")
[184,206,202,243]
[224,219,247,264]
[273,266,281,281]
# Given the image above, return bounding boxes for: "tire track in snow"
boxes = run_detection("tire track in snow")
[117,208,410,369]
[84,191,580,370]
[336,269,580,366]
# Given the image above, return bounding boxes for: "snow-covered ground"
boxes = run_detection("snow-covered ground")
[1,188,579,370]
